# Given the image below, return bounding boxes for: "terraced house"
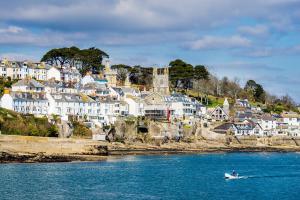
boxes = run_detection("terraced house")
[0,59,49,80]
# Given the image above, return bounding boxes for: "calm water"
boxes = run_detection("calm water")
[1,153,300,200]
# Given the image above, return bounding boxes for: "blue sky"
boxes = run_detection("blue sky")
[0,0,300,101]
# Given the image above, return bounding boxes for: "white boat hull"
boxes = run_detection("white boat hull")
[224,173,239,179]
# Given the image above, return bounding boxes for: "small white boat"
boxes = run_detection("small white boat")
[224,173,239,179]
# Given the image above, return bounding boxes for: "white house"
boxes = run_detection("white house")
[0,59,50,81]
[1,91,49,116]
[1,89,13,110]
[79,82,109,97]
[165,93,197,119]
[208,106,229,121]
[47,66,61,81]
[257,114,277,136]
[98,98,123,125]
[235,99,251,108]
[27,62,48,81]
[281,112,300,127]
[61,67,81,83]
[232,120,263,136]
[47,93,101,122]
[123,95,144,116]
[81,74,95,86]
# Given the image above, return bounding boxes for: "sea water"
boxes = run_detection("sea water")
[1,153,300,200]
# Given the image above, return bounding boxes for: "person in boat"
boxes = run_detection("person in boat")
[232,170,237,177]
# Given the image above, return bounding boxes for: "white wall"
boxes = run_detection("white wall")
[0,94,13,110]
[81,75,94,86]
[47,67,61,81]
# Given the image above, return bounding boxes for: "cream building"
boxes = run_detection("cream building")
[47,66,61,81]
[103,60,117,87]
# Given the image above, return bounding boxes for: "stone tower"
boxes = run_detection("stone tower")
[152,67,169,95]
[124,74,131,88]
[103,60,117,87]
[223,97,230,115]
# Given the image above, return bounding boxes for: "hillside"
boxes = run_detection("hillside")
[0,108,58,137]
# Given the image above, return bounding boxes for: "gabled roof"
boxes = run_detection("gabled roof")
[82,82,107,90]
[13,78,45,88]
[235,111,253,119]
[111,87,124,96]
[52,93,95,103]
[11,92,47,101]
[210,106,228,116]
[233,119,261,131]
[213,123,233,131]
[260,114,275,121]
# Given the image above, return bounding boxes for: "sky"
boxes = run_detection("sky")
[0,0,300,101]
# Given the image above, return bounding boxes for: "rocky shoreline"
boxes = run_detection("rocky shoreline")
[0,151,108,163]
[1,145,300,163]
[2,135,300,163]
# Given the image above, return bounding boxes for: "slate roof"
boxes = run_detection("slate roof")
[213,123,233,133]
[52,93,95,103]
[13,78,45,88]
[12,92,47,101]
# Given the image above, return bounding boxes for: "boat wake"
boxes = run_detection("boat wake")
[227,174,300,180]
[247,174,300,179]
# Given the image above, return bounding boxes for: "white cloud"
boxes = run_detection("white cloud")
[0,0,297,32]
[187,35,251,50]
[238,25,269,37]
[0,26,23,34]
[0,53,36,61]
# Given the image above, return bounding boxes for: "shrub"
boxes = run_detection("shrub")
[72,121,92,138]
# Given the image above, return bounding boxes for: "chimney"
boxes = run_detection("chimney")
[3,88,10,94]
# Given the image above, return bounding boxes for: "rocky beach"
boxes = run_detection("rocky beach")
[2,134,300,163]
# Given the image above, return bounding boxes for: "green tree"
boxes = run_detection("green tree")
[41,46,109,75]
[169,59,194,90]
[79,47,109,75]
[244,80,257,91]
[193,65,210,99]
[116,68,128,85]
[41,46,80,67]
[194,65,209,80]
[244,80,266,103]
[253,84,265,103]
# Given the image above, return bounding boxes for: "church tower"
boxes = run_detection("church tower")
[124,74,131,88]
[223,97,230,115]
[103,60,117,87]
[152,67,169,95]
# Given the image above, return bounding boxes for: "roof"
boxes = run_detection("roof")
[52,93,95,103]
[112,87,124,96]
[164,93,194,103]
[235,111,253,119]
[209,106,228,116]
[13,78,45,88]
[0,60,51,69]
[260,114,275,121]
[12,92,47,101]
[233,119,260,131]
[281,111,299,118]
[82,82,107,90]
[44,79,60,88]
[61,67,81,75]
[213,123,233,131]
[121,87,138,94]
